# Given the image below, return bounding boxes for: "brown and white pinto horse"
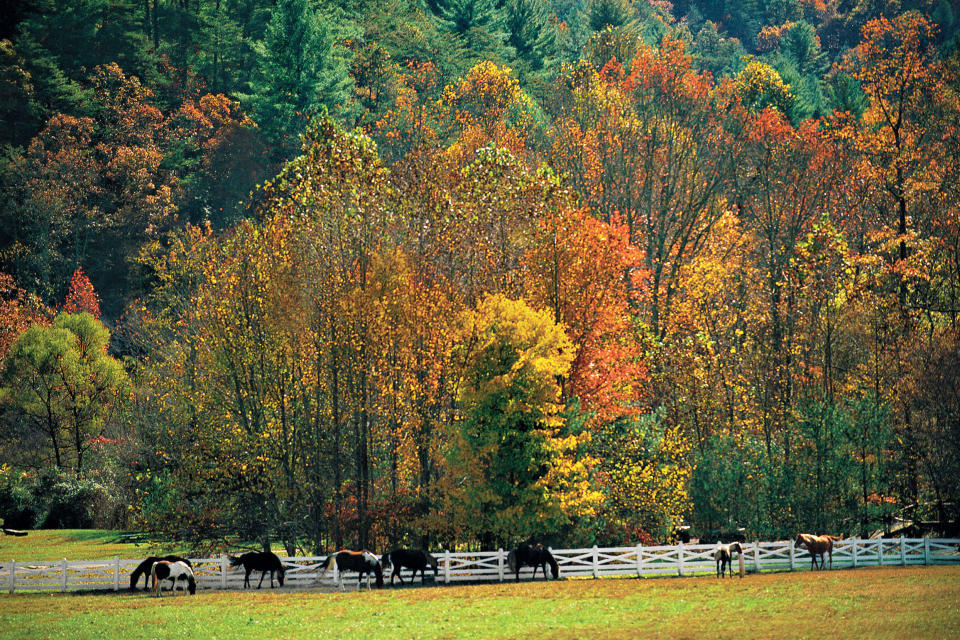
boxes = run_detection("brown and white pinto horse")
[319,550,383,591]
[150,560,196,597]
[129,555,193,591]
[714,542,743,578]
[794,533,841,570]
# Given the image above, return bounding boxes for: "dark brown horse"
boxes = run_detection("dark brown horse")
[129,555,193,591]
[319,550,384,591]
[229,551,286,588]
[714,542,743,578]
[507,544,559,581]
[794,533,841,570]
[381,549,438,585]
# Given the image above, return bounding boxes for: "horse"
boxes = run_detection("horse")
[319,550,384,591]
[228,551,286,588]
[714,542,743,578]
[794,533,841,570]
[150,560,196,597]
[381,548,438,586]
[129,555,193,591]
[507,543,559,581]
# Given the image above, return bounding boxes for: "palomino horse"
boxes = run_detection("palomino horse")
[150,560,196,597]
[130,555,193,591]
[714,542,743,578]
[229,551,286,588]
[794,533,841,570]
[319,550,384,591]
[507,543,559,581]
[381,549,438,585]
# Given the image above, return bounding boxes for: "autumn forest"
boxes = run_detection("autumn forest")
[0,0,958,554]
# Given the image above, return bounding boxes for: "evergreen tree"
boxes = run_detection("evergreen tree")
[505,0,556,70]
[193,0,248,95]
[587,0,634,31]
[239,0,356,156]
[437,0,513,63]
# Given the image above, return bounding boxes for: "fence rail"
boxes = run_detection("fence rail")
[2,536,958,594]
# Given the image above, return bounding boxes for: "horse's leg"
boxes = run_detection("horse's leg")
[244,568,252,588]
[257,570,266,589]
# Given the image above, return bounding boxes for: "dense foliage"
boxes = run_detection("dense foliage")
[0,0,958,552]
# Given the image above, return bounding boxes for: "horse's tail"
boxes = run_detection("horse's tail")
[545,549,559,579]
[507,549,517,574]
[318,553,335,579]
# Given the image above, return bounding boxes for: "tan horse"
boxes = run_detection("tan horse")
[794,533,841,570]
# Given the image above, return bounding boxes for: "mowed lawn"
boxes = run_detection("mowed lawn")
[0,530,154,562]
[1,566,958,640]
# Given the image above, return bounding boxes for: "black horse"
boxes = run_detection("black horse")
[229,551,286,588]
[507,543,559,581]
[381,548,438,585]
[319,550,384,591]
[129,555,193,591]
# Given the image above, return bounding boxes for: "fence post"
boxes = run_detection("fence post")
[8,560,14,594]
[677,542,684,577]
[900,536,906,566]
[924,536,930,565]
[444,551,450,584]
[498,548,504,582]
[789,541,795,571]
[636,544,643,578]
[753,542,760,574]
[61,558,68,592]
[113,557,120,591]
[221,555,228,589]
[877,539,883,566]
[592,545,599,579]
[852,538,858,568]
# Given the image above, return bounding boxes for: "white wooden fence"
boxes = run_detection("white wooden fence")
[2,537,958,594]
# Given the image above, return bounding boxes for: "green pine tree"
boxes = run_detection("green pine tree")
[239,0,356,157]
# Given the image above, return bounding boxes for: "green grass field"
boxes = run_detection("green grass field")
[0,565,957,639]
[0,530,156,562]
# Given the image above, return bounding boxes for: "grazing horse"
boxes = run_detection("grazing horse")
[150,560,196,597]
[229,551,286,588]
[794,533,841,570]
[714,542,743,578]
[381,548,439,585]
[129,555,193,591]
[507,543,559,581]
[319,550,384,591]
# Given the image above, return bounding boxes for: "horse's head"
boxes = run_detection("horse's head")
[228,555,242,567]
[381,552,392,569]
[276,564,285,587]
[729,542,743,555]
[362,552,384,588]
